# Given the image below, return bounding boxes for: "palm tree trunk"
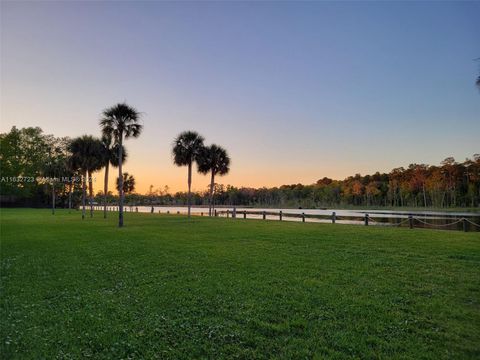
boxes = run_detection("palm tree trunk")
[187,162,192,218]
[209,171,215,216]
[82,171,87,220]
[68,180,72,213]
[51,182,55,215]
[104,162,109,219]
[89,171,94,217]
[118,136,124,227]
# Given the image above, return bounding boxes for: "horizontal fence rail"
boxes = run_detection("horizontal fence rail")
[91,206,480,232]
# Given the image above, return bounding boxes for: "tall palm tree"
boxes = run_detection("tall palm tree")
[68,135,103,220]
[100,103,142,227]
[197,145,230,216]
[172,131,204,218]
[101,134,127,219]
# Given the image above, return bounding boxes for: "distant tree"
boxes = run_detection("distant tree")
[100,103,142,227]
[172,131,205,218]
[68,135,103,219]
[116,172,135,194]
[42,146,67,215]
[100,134,127,219]
[0,127,50,198]
[197,144,231,216]
[409,164,429,207]
[365,181,380,206]
[65,156,79,212]
[86,141,104,218]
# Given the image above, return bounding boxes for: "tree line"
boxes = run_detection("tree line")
[0,103,230,226]
[1,109,479,215]
[1,123,479,212]
[92,156,480,210]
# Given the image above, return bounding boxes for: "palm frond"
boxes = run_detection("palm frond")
[172,131,205,166]
[100,102,142,141]
[68,135,104,173]
[196,144,230,176]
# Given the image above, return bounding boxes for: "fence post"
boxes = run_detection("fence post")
[463,218,468,232]
[263,211,266,220]
[136,207,138,213]
[332,211,336,224]
[233,207,236,219]
[302,212,305,223]
[177,211,180,214]
[167,210,170,214]
[279,211,282,221]
[151,206,154,213]
[201,212,203,216]
[409,215,413,229]
[364,214,369,226]
[214,209,217,217]
[243,210,246,219]
[227,209,230,218]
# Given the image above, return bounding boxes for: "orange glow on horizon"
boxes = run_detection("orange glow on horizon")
[92,165,353,195]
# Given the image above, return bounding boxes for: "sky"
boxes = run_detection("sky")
[1,1,479,193]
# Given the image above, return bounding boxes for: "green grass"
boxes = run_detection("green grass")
[1,209,479,359]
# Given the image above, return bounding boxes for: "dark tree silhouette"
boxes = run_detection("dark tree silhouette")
[197,144,230,216]
[172,131,204,218]
[116,172,135,194]
[100,103,142,227]
[65,156,78,213]
[86,141,104,218]
[68,135,103,219]
[101,134,127,218]
[43,146,67,215]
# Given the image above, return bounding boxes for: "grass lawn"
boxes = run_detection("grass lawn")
[1,209,479,359]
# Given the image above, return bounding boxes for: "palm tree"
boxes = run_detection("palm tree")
[476,75,480,91]
[101,134,127,219]
[172,131,204,218]
[116,172,135,194]
[85,140,104,218]
[197,145,230,216]
[100,103,142,227]
[68,135,103,220]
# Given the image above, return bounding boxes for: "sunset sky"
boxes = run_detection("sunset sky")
[1,1,479,193]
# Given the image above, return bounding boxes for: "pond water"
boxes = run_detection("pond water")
[94,205,480,232]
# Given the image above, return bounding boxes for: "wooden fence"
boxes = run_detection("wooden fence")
[92,206,480,232]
